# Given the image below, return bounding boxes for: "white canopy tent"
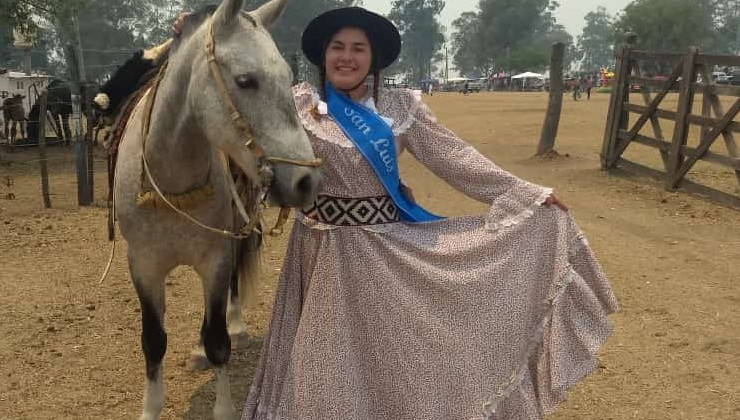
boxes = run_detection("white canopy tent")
[511,72,545,89]
[511,72,545,80]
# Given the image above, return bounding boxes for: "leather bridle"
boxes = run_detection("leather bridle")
[136,20,323,239]
[204,20,323,175]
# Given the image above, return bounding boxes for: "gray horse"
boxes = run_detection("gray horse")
[113,0,321,419]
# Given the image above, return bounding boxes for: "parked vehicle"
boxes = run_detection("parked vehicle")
[732,70,740,86]
[712,71,730,84]
[443,78,483,93]
[467,80,484,92]
[530,78,545,91]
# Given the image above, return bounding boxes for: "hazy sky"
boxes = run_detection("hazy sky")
[361,0,633,40]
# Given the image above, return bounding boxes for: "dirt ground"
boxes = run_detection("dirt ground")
[1,91,738,420]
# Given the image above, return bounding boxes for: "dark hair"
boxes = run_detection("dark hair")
[318,26,381,105]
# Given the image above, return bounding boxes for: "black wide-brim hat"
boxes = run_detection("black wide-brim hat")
[301,7,401,70]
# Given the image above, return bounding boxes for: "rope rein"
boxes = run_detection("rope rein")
[138,63,262,239]
[203,22,323,170]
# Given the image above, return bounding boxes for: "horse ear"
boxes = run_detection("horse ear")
[251,0,288,29]
[213,0,244,27]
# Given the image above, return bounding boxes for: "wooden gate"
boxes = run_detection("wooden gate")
[601,35,740,207]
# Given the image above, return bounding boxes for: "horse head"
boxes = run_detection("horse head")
[170,0,322,208]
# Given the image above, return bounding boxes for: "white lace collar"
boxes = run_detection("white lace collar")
[311,92,396,128]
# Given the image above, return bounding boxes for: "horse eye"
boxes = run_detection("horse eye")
[235,74,259,90]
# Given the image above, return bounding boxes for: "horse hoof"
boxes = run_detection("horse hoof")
[227,320,248,338]
[230,331,251,350]
[186,349,212,372]
[214,403,237,420]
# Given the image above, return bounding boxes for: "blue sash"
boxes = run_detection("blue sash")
[325,83,443,222]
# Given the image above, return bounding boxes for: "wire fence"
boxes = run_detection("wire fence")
[1,78,103,208]
[1,147,110,210]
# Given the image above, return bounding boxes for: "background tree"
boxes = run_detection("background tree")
[529,11,572,71]
[0,24,52,72]
[242,0,358,82]
[74,0,171,82]
[0,0,83,29]
[575,7,615,73]
[613,0,715,52]
[474,0,569,73]
[450,11,487,78]
[388,0,446,84]
[711,0,739,54]
[0,0,89,77]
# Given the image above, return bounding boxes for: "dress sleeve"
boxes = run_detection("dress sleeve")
[396,89,553,232]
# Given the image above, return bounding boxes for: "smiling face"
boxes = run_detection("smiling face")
[324,27,372,93]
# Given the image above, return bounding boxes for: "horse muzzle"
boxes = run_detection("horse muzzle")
[267,163,323,209]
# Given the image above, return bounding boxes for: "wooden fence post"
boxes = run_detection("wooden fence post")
[537,42,565,156]
[602,34,635,168]
[37,91,51,208]
[83,83,94,203]
[698,63,740,186]
[65,44,92,206]
[666,47,698,189]
[618,34,637,135]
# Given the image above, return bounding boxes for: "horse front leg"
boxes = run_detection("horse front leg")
[129,253,169,420]
[194,251,236,420]
[187,245,248,371]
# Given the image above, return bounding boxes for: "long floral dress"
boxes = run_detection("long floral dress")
[241,83,618,420]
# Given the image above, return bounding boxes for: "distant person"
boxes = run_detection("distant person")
[586,76,594,100]
[572,79,582,100]
[463,81,469,95]
[427,83,433,96]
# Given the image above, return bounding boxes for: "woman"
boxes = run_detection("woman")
[242,7,618,420]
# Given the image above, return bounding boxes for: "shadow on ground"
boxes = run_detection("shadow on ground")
[182,334,264,420]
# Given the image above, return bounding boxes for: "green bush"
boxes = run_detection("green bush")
[596,87,612,93]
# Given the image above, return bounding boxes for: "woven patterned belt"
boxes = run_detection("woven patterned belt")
[302,194,400,226]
